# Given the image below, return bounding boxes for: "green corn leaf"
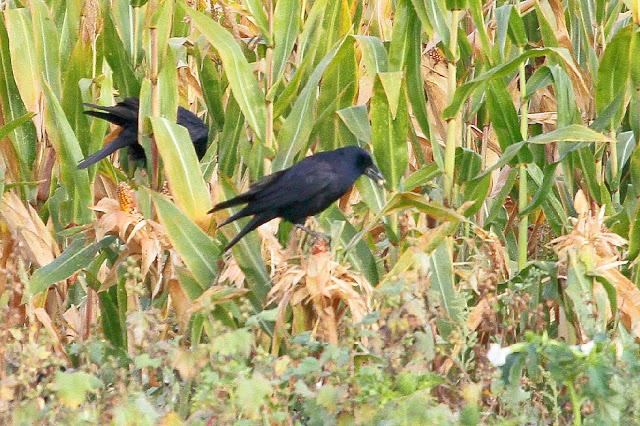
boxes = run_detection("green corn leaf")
[628,203,640,262]
[102,7,140,97]
[61,40,92,155]
[383,192,466,223]
[484,167,518,227]
[0,17,37,177]
[485,81,532,164]
[388,0,412,72]
[403,163,441,191]
[595,26,632,131]
[316,39,358,150]
[184,5,267,143]
[147,0,175,71]
[405,10,430,138]
[371,73,409,189]
[272,0,301,84]
[463,174,491,217]
[98,290,126,349]
[150,117,212,223]
[353,35,388,74]
[410,0,450,53]
[526,124,612,144]
[150,190,219,289]
[520,162,559,216]
[337,105,372,143]
[320,205,380,285]
[272,40,346,171]
[4,8,40,113]
[576,146,601,204]
[158,48,178,122]
[217,180,271,309]
[316,0,351,65]
[218,96,245,177]
[444,48,586,119]
[429,241,465,323]
[31,0,62,97]
[42,82,93,225]
[243,0,271,44]
[29,236,116,295]
[565,254,599,338]
[197,51,226,133]
[0,112,36,143]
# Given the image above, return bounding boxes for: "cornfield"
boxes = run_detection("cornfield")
[2,0,640,424]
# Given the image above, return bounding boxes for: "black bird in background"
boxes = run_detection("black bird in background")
[210,146,385,251]
[78,97,208,169]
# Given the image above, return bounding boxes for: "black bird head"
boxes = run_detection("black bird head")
[350,147,385,187]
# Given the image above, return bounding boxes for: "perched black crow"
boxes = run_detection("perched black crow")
[78,97,208,169]
[210,146,385,251]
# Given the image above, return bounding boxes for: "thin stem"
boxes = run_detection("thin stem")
[265,0,274,153]
[131,5,138,63]
[150,26,161,190]
[567,381,582,426]
[518,56,529,270]
[610,129,618,200]
[444,10,462,205]
[518,164,528,265]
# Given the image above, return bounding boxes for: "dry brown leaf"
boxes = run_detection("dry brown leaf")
[171,348,205,381]
[62,305,83,340]
[573,189,589,216]
[179,66,204,101]
[218,256,247,287]
[549,193,639,339]
[440,298,492,374]
[600,269,640,339]
[474,227,510,281]
[357,76,374,105]
[168,279,191,331]
[19,229,56,267]
[269,247,372,344]
[33,308,68,362]
[80,0,101,44]
[91,184,170,281]
[0,191,58,267]
[422,48,448,141]
[158,412,185,426]
[186,285,249,317]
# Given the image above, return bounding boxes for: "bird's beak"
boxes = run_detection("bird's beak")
[364,165,385,187]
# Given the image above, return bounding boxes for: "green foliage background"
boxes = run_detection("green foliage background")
[2,0,640,424]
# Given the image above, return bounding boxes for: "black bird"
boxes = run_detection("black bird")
[78,97,208,169]
[210,146,385,251]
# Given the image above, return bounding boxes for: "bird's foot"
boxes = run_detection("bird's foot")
[295,224,331,245]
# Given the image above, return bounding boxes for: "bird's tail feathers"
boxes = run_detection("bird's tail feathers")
[77,134,131,169]
[223,213,272,252]
[216,206,253,228]
[209,171,288,214]
[209,194,253,214]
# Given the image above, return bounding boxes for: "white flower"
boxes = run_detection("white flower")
[487,344,512,367]
[580,340,595,355]
[571,340,595,355]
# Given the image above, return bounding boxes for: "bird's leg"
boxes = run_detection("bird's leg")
[294,223,331,244]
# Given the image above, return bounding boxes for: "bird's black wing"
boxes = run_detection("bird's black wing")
[218,160,341,250]
[177,107,209,159]
[215,160,335,227]
[244,160,336,213]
